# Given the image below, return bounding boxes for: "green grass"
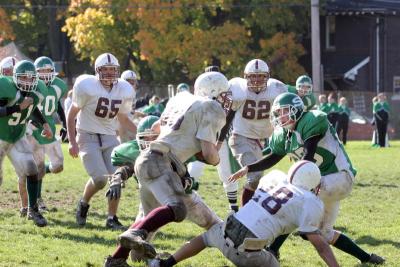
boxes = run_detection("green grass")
[0,141,399,267]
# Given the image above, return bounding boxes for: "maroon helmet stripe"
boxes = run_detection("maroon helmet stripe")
[255,60,259,69]
[289,160,309,184]
[107,54,111,63]
[12,58,15,66]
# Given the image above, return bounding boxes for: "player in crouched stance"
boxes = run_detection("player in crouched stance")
[104,71,231,267]
[149,161,340,267]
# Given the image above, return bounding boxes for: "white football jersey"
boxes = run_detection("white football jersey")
[72,75,135,135]
[234,176,323,246]
[156,91,226,163]
[229,77,287,139]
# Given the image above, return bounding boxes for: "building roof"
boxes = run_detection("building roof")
[0,42,30,61]
[326,0,400,16]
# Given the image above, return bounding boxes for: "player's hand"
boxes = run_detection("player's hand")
[20,97,33,110]
[69,142,79,158]
[41,123,53,139]
[59,127,68,142]
[228,166,248,182]
[105,173,123,200]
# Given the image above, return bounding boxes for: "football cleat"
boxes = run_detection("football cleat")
[27,206,47,227]
[76,199,90,226]
[103,255,131,267]
[37,198,48,212]
[19,207,28,217]
[118,229,157,259]
[105,216,127,231]
[365,253,385,265]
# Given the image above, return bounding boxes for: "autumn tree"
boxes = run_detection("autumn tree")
[0,8,15,44]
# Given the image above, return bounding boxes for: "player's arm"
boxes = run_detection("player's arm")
[30,107,53,139]
[306,233,340,267]
[199,140,220,166]
[0,97,32,117]
[155,234,206,266]
[302,134,323,162]
[57,101,67,129]
[117,112,137,136]
[217,109,235,145]
[228,153,284,182]
[67,104,80,157]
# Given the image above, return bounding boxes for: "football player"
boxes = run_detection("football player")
[67,53,137,230]
[221,59,287,206]
[0,56,18,76]
[104,71,231,267]
[288,75,316,111]
[121,70,138,92]
[187,66,241,212]
[176,83,190,93]
[149,161,340,267]
[18,56,68,214]
[118,70,138,142]
[0,60,52,226]
[229,92,385,265]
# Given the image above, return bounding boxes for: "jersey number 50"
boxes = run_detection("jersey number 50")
[95,97,122,118]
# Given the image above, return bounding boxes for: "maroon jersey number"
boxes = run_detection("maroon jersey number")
[95,97,122,118]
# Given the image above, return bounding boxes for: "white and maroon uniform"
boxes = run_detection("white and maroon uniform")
[134,92,225,229]
[228,77,287,189]
[202,173,323,267]
[72,74,135,187]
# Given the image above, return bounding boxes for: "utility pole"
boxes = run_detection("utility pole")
[311,0,322,93]
[376,17,380,94]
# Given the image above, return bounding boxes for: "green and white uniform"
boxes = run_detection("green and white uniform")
[29,77,68,176]
[288,85,316,111]
[0,77,47,182]
[318,102,330,114]
[268,110,356,242]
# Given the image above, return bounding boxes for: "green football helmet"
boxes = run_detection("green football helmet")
[271,92,304,130]
[136,115,159,150]
[176,83,190,93]
[295,75,313,96]
[13,60,38,92]
[34,56,57,85]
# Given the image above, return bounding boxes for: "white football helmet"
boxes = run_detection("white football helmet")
[95,53,120,85]
[244,59,270,93]
[121,70,138,89]
[0,56,18,76]
[287,160,321,191]
[194,71,232,113]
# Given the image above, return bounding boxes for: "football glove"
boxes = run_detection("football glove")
[59,127,68,142]
[181,176,199,194]
[105,173,123,200]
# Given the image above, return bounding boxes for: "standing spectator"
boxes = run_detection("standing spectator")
[327,92,340,130]
[337,97,350,145]
[318,94,329,113]
[142,95,165,117]
[373,93,390,147]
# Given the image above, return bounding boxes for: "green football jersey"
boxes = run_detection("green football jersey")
[287,85,316,111]
[111,139,140,166]
[318,102,330,114]
[373,101,390,113]
[0,77,47,143]
[32,77,68,144]
[269,110,356,177]
[339,104,350,116]
[328,102,340,113]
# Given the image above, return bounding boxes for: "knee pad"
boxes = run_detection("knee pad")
[169,202,187,222]
[50,164,63,174]
[25,160,38,177]
[92,176,108,189]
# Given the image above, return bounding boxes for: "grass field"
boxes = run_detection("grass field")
[0,141,399,267]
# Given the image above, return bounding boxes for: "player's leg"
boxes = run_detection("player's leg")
[184,191,222,230]
[229,134,263,205]
[102,135,124,230]
[217,140,239,212]
[76,132,110,226]
[319,172,385,264]
[8,137,47,227]
[45,139,64,174]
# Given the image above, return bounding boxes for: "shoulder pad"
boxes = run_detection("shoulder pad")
[267,78,288,96]
[0,76,16,99]
[228,77,247,109]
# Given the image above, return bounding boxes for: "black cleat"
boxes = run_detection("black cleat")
[106,216,127,231]
[27,206,47,227]
[20,207,28,217]
[37,198,48,212]
[118,229,157,259]
[76,200,90,226]
[365,253,385,265]
[103,255,131,267]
